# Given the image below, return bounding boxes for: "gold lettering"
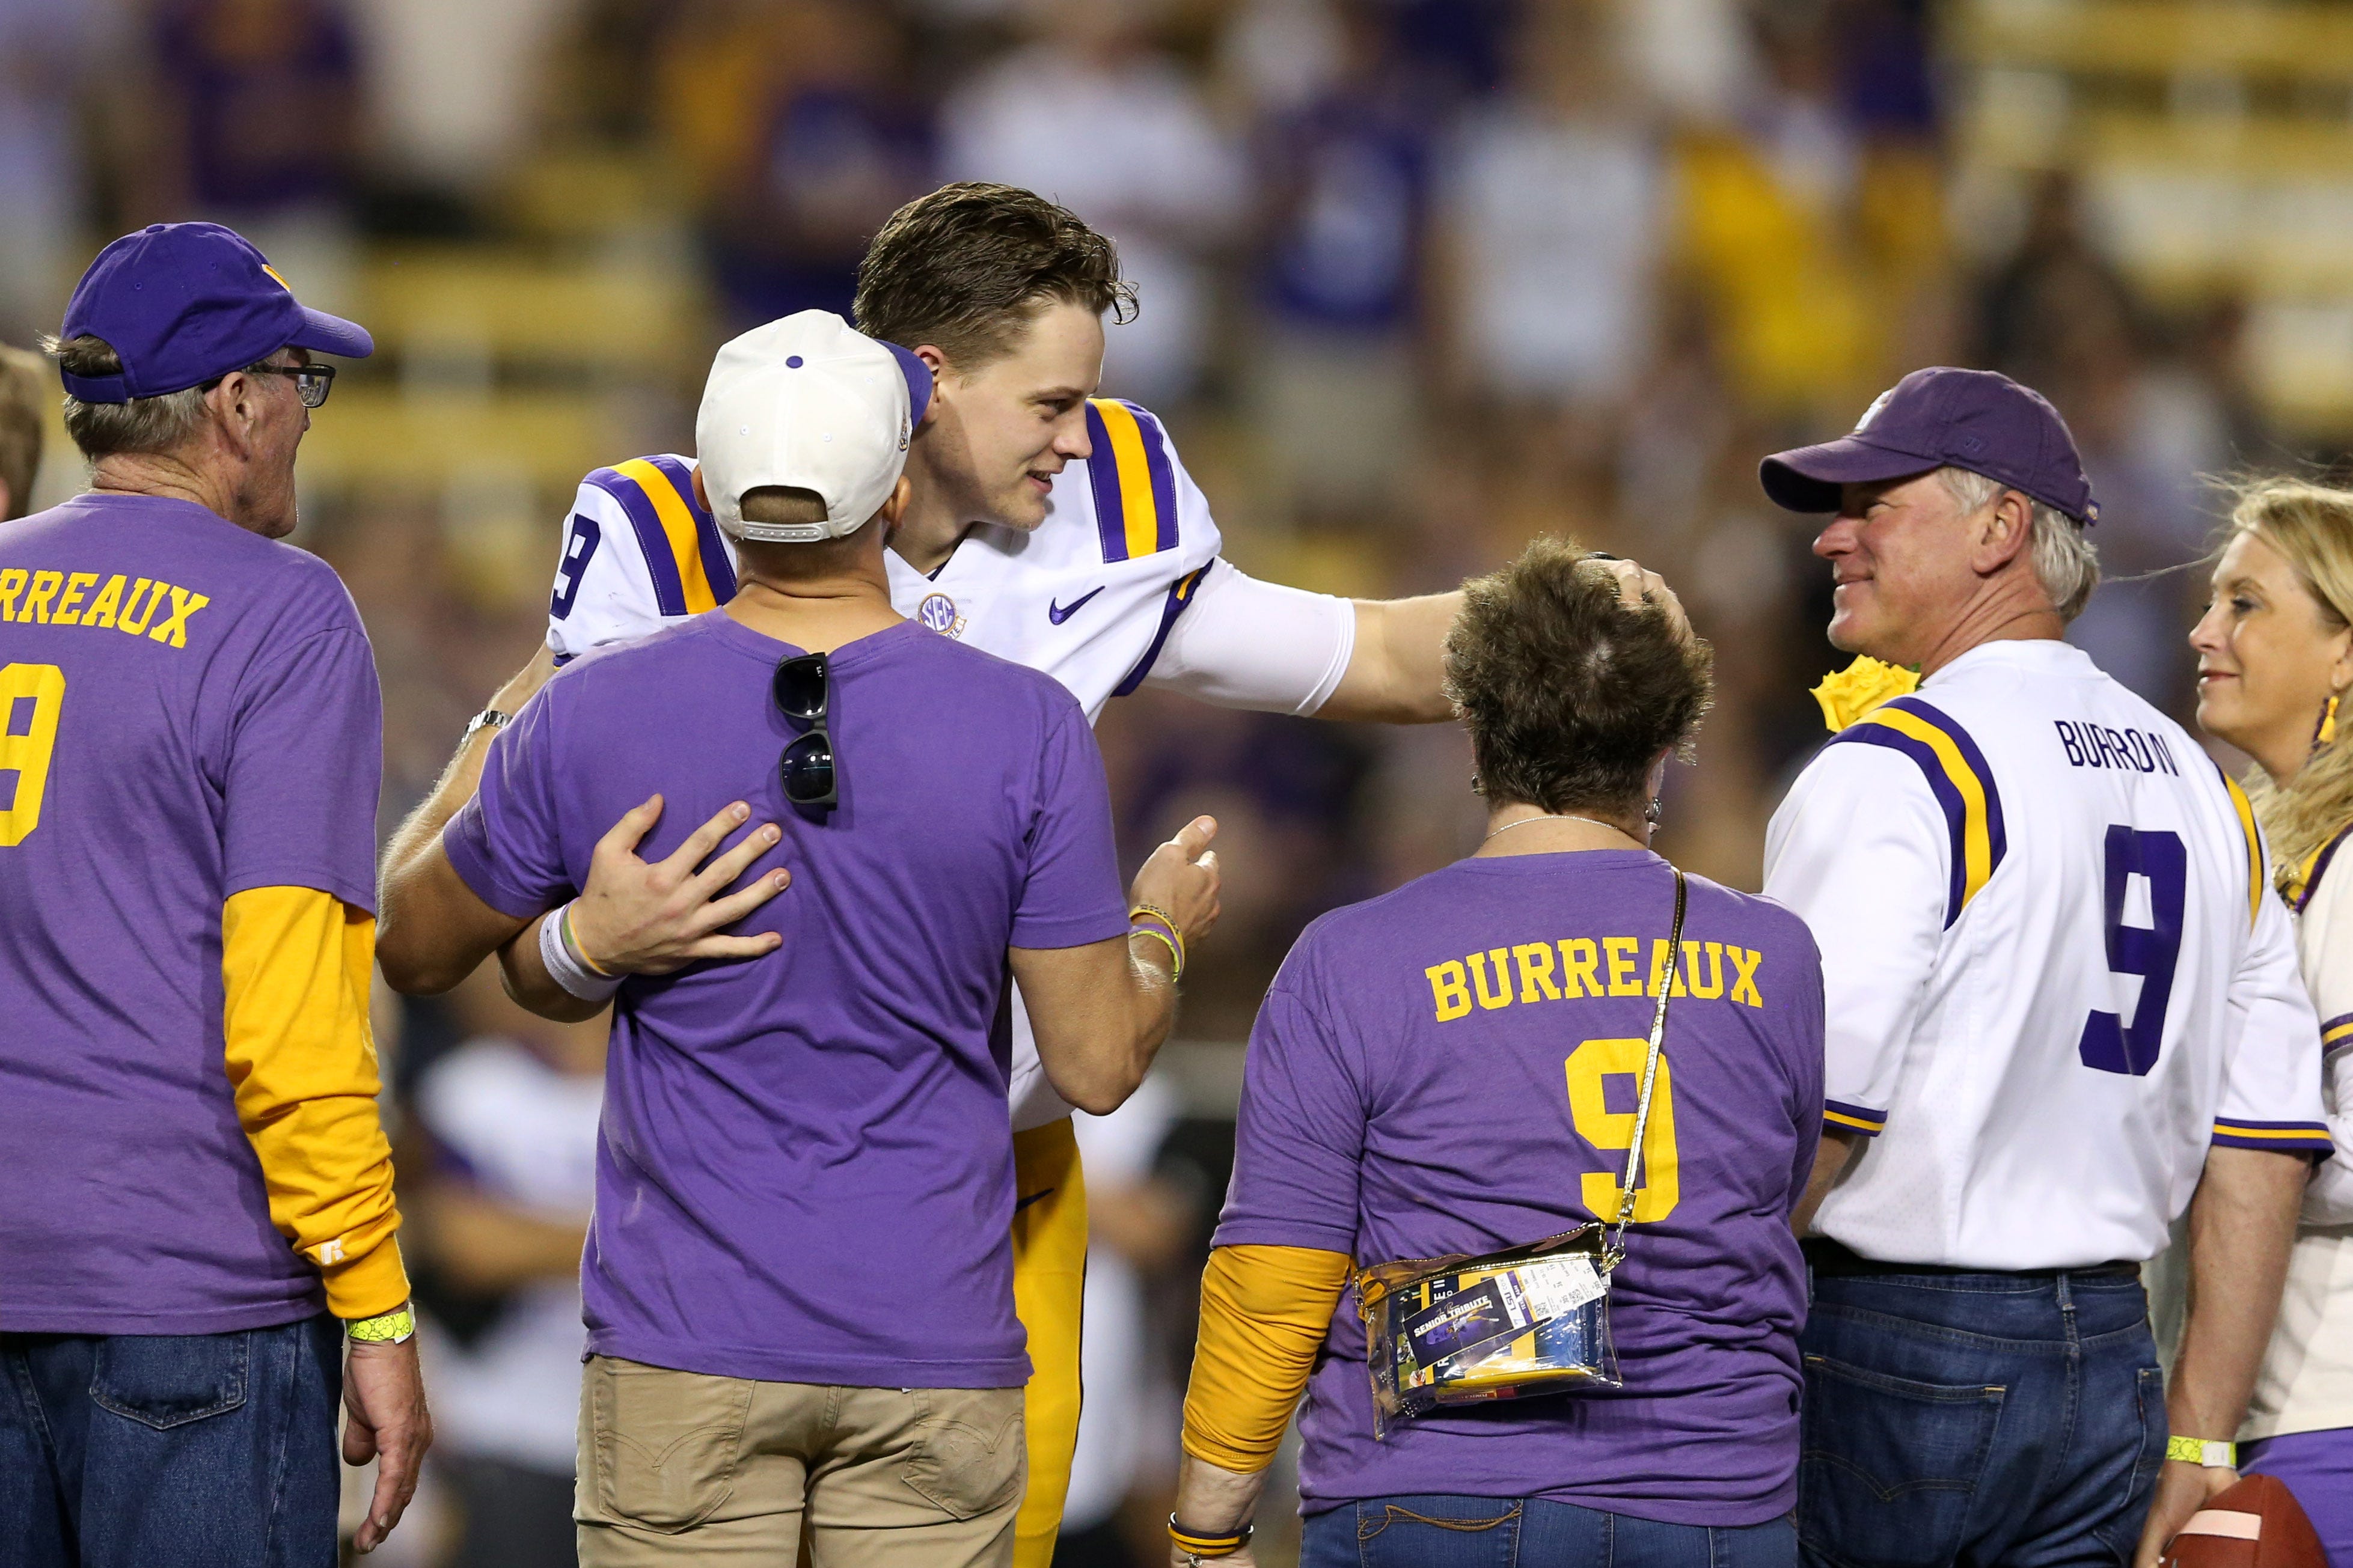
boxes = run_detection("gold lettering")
[1728,947,1765,1008]
[81,575,124,629]
[1558,938,1600,998]
[1427,960,1470,1022]
[1513,942,1561,1002]
[148,586,210,648]
[0,568,23,621]
[116,579,159,636]
[1647,938,1689,998]
[21,570,61,623]
[1605,936,1642,995]
[1468,949,1513,1010]
[49,572,97,626]
[1684,941,1725,999]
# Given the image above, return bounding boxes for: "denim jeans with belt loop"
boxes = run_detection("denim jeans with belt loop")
[1796,1246,2166,1568]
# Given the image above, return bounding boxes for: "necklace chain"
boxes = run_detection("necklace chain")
[1483,812,1633,843]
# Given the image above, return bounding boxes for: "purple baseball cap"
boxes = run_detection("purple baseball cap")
[1759,366,2099,525]
[58,222,372,404]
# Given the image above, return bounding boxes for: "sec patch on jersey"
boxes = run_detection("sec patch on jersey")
[2159,1475,2326,1568]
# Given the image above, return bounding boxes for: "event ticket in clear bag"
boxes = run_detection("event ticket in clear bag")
[1355,868,1686,1440]
[1358,1224,1618,1438]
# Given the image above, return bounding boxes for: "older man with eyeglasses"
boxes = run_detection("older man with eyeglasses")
[0,222,427,1563]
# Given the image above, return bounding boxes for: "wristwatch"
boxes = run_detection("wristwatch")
[461,708,512,748]
[346,1302,416,1344]
[2165,1435,2237,1469]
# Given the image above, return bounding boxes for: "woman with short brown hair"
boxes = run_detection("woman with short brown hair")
[1163,541,1826,1568]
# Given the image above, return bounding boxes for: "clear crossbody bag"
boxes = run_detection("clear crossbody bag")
[1358,868,1686,1438]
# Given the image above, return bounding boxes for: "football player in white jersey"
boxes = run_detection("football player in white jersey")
[1758,368,2329,1568]
[380,182,1679,1566]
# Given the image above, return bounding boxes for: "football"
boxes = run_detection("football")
[2160,1475,2329,1568]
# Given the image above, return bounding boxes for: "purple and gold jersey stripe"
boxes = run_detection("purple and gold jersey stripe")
[1828,697,2006,928]
[1113,564,1213,698]
[1085,399,1180,563]
[1823,1099,1886,1138]
[2212,1118,2334,1155]
[2322,1012,2353,1054]
[2220,770,2265,930]
[645,454,736,606]
[2283,819,2353,912]
[587,459,734,617]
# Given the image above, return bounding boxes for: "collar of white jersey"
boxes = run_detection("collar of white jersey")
[1922,637,2094,686]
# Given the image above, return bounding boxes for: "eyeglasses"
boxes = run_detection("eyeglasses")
[253,363,336,407]
[773,651,836,810]
[203,362,337,407]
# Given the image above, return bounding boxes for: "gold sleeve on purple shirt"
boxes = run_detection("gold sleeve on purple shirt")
[1181,1243,1351,1473]
[220,885,409,1319]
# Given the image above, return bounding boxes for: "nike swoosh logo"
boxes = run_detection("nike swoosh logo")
[1014,1188,1056,1213]
[1048,587,1104,624]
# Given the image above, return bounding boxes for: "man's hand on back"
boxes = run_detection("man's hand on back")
[568,796,794,975]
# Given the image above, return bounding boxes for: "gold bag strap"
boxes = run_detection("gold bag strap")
[1603,866,1686,1271]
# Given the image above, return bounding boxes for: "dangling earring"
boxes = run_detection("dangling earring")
[2321,694,2341,749]
[1645,798,1663,825]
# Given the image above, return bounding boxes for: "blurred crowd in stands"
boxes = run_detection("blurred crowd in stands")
[2,0,2325,1562]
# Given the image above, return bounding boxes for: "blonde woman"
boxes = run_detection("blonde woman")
[2188,478,2353,1556]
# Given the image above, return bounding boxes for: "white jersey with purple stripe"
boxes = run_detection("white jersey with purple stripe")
[546,398,1222,724]
[1764,639,2328,1271]
[2245,813,2353,1439]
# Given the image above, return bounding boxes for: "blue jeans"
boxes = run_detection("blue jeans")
[1302,1495,1799,1568]
[1798,1268,2164,1568]
[0,1315,344,1568]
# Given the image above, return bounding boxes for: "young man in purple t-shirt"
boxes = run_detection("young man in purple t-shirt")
[377,311,1219,1567]
[1168,541,1826,1568]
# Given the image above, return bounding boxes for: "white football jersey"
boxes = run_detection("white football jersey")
[1764,639,2330,1270]
[542,401,1329,1132]
[546,400,1221,723]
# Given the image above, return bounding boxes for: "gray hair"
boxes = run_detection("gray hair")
[1938,465,2099,623]
[38,334,210,461]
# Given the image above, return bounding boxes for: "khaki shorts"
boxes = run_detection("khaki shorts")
[575,1356,1024,1567]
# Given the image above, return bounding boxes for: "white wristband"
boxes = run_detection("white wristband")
[540,901,623,1002]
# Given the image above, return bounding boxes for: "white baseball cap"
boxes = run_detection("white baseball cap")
[695,310,934,543]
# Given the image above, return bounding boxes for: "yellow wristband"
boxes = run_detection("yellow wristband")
[345,1302,415,1344]
[2165,1435,2236,1468]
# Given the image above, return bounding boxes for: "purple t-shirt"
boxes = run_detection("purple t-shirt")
[1218,850,1825,1526]
[0,493,382,1334]
[445,612,1128,1388]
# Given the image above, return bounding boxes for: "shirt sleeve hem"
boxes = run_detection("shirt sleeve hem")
[222,866,378,917]
[2211,1121,2334,1156]
[439,814,568,923]
[1823,1100,1888,1138]
[1210,1221,1360,1254]
[1008,908,1134,950]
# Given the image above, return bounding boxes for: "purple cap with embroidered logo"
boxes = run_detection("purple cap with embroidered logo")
[57,222,372,404]
[1759,365,2098,525]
